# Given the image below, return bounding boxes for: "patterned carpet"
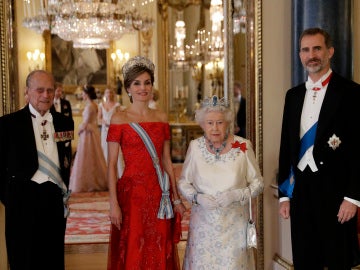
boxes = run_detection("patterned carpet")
[65,191,110,245]
[64,186,191,253]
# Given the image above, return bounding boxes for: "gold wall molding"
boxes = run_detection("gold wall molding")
[1,0,20,115]
[159,0,264,268]
[141,30,153,58]
[273,254,295,270]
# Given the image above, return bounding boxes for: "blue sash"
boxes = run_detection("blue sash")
[38,151,71,217]
[279,166,295,198]
[299,122,317,160]
[129,123,174,219]
[279,122,318,198]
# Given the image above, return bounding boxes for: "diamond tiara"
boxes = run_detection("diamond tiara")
[122,56,155,78]
[201,95,229,108]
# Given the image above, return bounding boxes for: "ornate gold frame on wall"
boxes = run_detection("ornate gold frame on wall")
[43,31,111,94]
[158,0,263,268]
[1,0,19,115]
[1,0,263,266]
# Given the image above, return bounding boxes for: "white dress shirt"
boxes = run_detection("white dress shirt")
[29,104,61,186]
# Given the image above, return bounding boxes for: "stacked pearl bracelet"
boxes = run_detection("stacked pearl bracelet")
[173,199,182,205]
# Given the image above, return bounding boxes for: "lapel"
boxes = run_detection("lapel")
[315,73,343,142]
[20,106,39,170]
[60,99,65,111]
[290,84,307,144]
[51,111,64,151]
[51,111,74,173]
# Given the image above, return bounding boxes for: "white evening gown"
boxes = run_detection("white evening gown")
[178,136,264,270]
[99,102,124,177]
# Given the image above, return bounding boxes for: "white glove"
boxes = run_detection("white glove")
[216,187,251,207]
[240,187,251,206]
[196,194,219,209]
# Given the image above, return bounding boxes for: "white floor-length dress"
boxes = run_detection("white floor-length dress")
[178,136,264,270]
[99,102,124,177]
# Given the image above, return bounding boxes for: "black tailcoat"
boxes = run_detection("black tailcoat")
[278,72,360,269]
[0,105,74,270]
[235,97,246,137]
[51,98,73,119]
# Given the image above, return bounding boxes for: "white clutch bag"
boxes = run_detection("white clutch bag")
[247,197,257,249]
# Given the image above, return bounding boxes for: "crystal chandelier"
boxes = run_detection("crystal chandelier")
[22,0,155,49]
[168,0,224,69]
[233,0,247,34]
[168,13,194,69]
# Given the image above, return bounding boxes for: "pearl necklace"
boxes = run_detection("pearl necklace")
[205,135,228,160]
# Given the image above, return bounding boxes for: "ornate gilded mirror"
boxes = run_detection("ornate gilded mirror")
[158,0,263,268]
[1,0,262,267]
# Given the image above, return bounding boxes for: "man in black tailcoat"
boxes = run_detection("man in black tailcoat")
[52,81,73,119]
[0,70,74,270]
[278,28,360,269]
[233,81,246,138]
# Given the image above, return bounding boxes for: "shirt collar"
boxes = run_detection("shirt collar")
[307,68,332,85]
[29,103,52,122]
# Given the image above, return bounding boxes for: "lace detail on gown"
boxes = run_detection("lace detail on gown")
[198,136,248,164]
[178,136,264,270]
[107,122,179,270]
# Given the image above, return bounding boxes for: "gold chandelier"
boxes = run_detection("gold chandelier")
[22,0,155,49]
[168,0,224,69]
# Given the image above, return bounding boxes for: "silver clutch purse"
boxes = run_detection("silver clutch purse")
[247,197,257,249]
[247,220,257,248]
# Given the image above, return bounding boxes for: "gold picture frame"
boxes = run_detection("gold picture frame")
[44,31,111,94]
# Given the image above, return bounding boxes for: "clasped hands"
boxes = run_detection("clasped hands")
[196,187,251,209]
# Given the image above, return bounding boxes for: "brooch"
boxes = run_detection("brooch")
[231,141,247,153]
[327,134,341,150]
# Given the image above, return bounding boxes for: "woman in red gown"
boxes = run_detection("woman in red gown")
[107,56,186,270]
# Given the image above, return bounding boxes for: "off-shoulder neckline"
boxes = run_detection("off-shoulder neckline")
[110,121,168,126]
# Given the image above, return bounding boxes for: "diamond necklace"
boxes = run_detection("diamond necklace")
[205,135,228,160]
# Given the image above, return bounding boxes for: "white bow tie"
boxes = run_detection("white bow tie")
[37,112,53,124]
[305,80,323,91]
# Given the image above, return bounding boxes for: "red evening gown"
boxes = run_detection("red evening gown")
[107,122,179,270]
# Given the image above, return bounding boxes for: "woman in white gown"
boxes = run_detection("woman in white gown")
[178,95,264,270]
[98,88,125,177]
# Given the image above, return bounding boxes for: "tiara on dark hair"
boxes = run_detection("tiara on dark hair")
[122,56,155,77]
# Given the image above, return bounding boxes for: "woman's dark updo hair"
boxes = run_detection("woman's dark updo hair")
[83,85,97,100]
[122,56,155,103]
[123,66,154,90]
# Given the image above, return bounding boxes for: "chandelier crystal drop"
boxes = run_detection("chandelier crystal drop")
[22,0,155,49]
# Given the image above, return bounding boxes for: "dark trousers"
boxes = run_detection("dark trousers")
[290,167,359,270]
[5,180,66,270]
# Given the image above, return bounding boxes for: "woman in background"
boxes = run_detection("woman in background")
[98,87,124,177]
[107,56,185,269]
[178,95,264,269]
[69,85,107,192]
[148,89,160,109]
